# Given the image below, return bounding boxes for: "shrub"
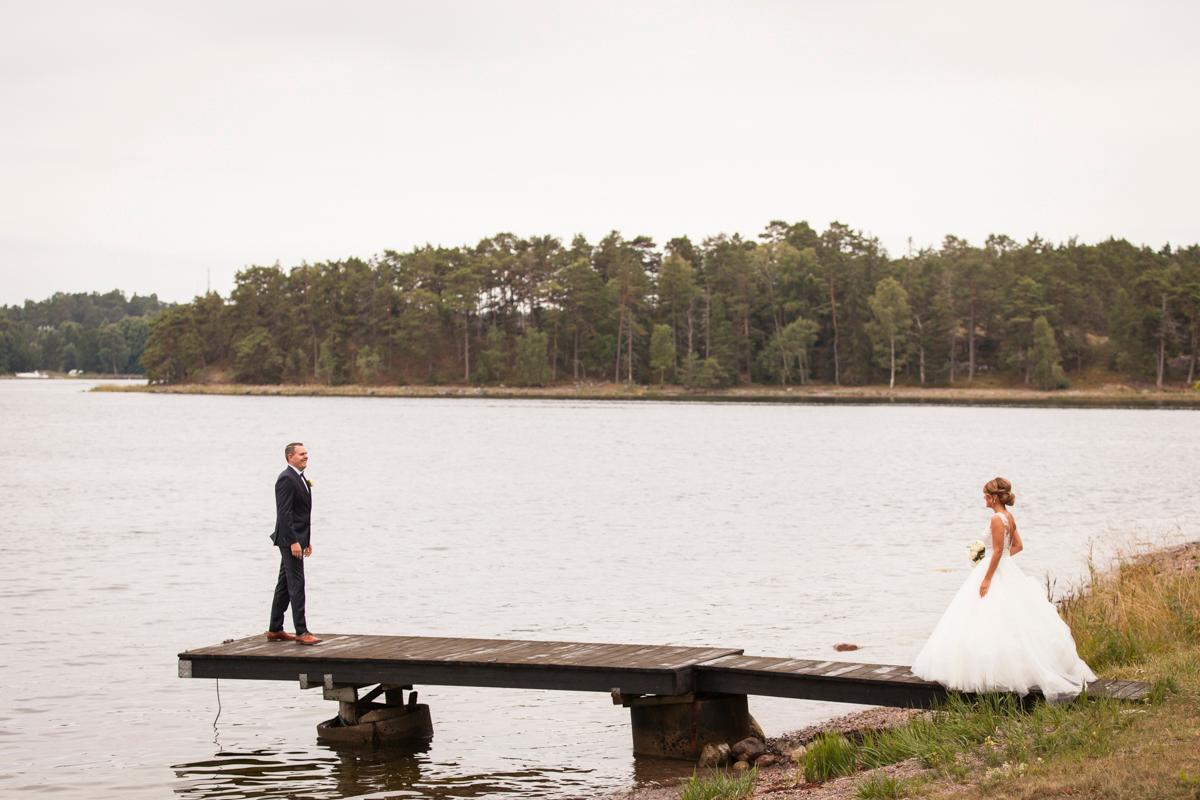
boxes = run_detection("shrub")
[515,328,549,386]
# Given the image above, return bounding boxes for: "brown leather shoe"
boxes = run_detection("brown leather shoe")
[265,630,297,642]
[295,633,322,646]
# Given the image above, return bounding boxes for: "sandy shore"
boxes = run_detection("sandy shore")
[92,381,1200,408]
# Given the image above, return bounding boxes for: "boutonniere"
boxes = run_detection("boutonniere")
[305,478,313,488]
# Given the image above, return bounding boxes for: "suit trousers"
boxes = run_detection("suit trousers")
[268,546,308,634]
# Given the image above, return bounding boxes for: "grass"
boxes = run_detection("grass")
[786,545,1200,799]
[680,767,757,800]
[855,694,1017,771]
[852,692,1140,772]
[803,732,858,781]
[936,548,1200,799]
[1061,550,1200,670]
[855,773,921,798]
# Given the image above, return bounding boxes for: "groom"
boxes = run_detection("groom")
[266,441,320,645]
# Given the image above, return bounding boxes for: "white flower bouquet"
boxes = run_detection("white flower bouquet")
[968,539,986,563]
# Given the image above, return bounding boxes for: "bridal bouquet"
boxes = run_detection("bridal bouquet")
[968,539,986,563]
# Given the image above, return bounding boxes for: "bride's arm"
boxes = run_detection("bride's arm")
[979,517,1006,597]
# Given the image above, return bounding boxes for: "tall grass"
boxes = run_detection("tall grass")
[680,768,756,800]
[829,549,1197,796]
[855,773,919,798]
[857,694,1025,771]
[1061,551,1200,670]
[803,732,858,781]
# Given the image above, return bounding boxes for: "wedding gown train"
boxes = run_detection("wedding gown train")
[911,514,1096,703]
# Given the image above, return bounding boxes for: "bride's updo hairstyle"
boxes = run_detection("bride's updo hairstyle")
[984,477,1016,506]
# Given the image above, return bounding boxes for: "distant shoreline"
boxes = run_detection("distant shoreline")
[90,382,1200,409]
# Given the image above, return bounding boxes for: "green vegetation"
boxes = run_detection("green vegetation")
[855,773,920,799]
[867,276,911,389]
[849,693,1131,774]
[123,223,1200,388]
[1061,550,1200,671]
[679,767,756,800]
[0,290,167,375]
[515,328,550,386]
[803,732,858,781]
[650,323,675,385]
[786,546,1200,799]
[1031,315,1068,390]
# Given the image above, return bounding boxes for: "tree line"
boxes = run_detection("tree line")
[0,290,169,375]
[99,222,1200,388]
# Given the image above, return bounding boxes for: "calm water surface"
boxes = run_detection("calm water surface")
[3,380,1196,799]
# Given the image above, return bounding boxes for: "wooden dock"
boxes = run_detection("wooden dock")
[179,633,1148,704]
[180,634,742,696]
[179,634,1150,758]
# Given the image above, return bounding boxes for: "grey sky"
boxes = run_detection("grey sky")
[2,0,1197,305]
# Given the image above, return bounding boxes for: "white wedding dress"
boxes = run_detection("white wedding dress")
[912,513,1096,703]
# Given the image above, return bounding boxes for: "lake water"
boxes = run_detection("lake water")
[3,379,1196,799]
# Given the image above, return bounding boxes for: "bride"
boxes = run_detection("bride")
[912,477,1096,703]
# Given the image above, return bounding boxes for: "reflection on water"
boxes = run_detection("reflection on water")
[173,744,690,799]
[5,380,1197,798]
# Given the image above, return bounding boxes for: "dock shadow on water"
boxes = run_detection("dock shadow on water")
[170,743,607,799]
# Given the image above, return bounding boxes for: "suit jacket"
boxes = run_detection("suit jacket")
[271,467,312,548]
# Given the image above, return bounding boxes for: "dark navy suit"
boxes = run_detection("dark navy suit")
[268,467,312,634]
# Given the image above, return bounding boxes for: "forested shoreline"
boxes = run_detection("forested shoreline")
[12,221,1200,389]
[0,290,168,375]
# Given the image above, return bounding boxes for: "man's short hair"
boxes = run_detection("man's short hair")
[285,442,304,460]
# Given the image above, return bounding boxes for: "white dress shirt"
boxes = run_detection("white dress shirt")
[290,464,309,492]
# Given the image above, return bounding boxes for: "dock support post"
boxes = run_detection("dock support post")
[311,677,433,748]
[620,693,752,760]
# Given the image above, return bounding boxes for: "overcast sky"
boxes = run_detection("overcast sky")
[1,0,1197,305]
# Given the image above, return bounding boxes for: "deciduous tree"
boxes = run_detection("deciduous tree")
[867,277,911,389]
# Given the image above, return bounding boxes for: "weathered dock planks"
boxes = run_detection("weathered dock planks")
[180,634,743,696]
[179,634,1150,704]
[695,653,1150,705]
[696,654,946,707]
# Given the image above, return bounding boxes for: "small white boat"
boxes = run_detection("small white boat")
[15,370,50,379]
